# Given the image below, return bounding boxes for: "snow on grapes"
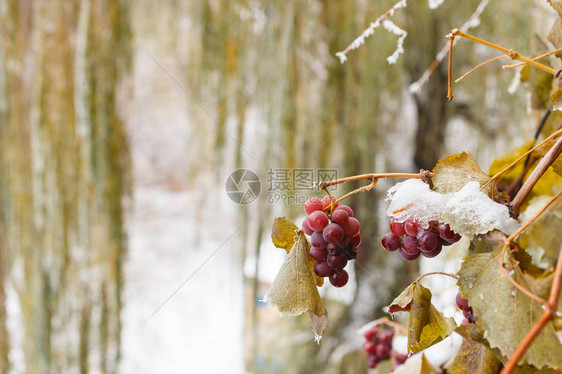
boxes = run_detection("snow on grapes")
[385,179,519,238]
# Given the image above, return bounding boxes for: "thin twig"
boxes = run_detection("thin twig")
[317,171,433,189]
[511,137,562,215]
[416,271,460,283]
[334,179,378,205]
[447,32,455,100]
[502,48,562,69]
[455,55,509,83]
[450,29,557,75]
[361,317,409,335]
[500,244,562,374]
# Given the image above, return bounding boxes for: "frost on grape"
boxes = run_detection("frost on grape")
[386,179,519,238]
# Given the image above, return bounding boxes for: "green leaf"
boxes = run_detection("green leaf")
[432,152,494,198]
[407,283,456,353]
[468,230,508,254]
[449,338,501,374]
[265,231,328,341]
[457,247,562,369]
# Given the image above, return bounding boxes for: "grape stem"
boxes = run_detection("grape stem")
[502,48,562,69]
[500,244,562,374]
[415,272,459,283]
[317,170,433,206]
[362,317,408,335]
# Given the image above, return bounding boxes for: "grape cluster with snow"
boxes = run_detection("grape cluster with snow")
[385,179,519,238]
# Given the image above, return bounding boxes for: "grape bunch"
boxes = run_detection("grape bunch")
[362,326,394,369]
[301,196,362,288]
[456,291,476,324]
[381,219,461,261]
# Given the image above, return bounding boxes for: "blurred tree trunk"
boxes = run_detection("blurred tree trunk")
[0,1,131,373]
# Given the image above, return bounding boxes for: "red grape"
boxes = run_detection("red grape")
[380,330,394,345]
[404,219,418,236]
[364,327,378,341]
[331,209,349,225]
[327,253,348,269]
[390,220,406,236]
[335,205,354,217]
[342,217,361,237]
[329,269,349,287]
[363,341,377,355]
[310,232,327,248]
[399,247,420,261]
[401,235,419,255]
[308,211,329,232]
[417,230,438,252]
[367,355,380,368]
[421,243,442,258]
[304,197,324,215]
[456,291,469,310]
[326,243,341,255]
[375,343,389,358]
[381,233,401,252]
[309,246,328,262]
[350,233,362,247]
[314,261,332,277]
[323,223,344,243]
[301,218,314,235]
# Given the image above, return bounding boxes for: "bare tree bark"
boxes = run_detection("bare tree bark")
[0,1,131,372]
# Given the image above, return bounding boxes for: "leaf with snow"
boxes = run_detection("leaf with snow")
[432,152,493,197]
[457,247,562,369]
[265,231,327,341]
[407,283,456,353]
[386,179,519,238]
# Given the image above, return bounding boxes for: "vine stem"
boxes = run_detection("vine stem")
[502,48,562,69]
[415,272,459,283]
[510,136,562,215]
[500,244,562,374]
[447,29,558,99]
[318,171,433,188]
[480,128,562,193]
[363,317,408,335]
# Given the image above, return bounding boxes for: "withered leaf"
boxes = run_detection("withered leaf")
[432,152,494,198]
[388,282,416,313]
[265,231,327,340]
[449,338,501,374]
[458,247,562,369]
[407,283,456,353]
